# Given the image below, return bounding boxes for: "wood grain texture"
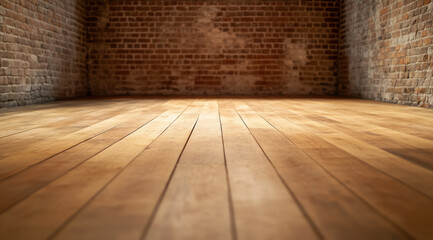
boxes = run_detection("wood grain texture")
[219,100,317,240]
[144,100,232,240]
[54,101,203,240]
[0,97,432,240]
[235,101,407,240]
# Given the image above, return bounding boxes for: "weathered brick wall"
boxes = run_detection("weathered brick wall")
[0,0,88,108]
[338,0,433,107]
[2,0,431,108]
[87,0,340,96]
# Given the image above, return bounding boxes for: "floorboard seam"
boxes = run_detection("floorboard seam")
[218,100,239,240]
[0,101,168,183]
[250,101,414,239]
[264,100,433,202]
[46,101,189,240]
[234,101,325,240]
[139,102,202,240]
[255,110,414,240]
[274,102,433,203]
[0,101,168,213]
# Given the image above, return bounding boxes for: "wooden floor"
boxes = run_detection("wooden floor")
[0,97,433,240]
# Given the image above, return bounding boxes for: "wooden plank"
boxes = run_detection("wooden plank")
[319,108,433,136]
[218,100,317,240]
[0,100,191,240]
[144,100,232,240]
[384,148,433,171]
[253,100,433,170]
[250,105,433,239]
[343,132,433,171]
[0,99,117,128]
[318,132,433,199]
[256,100,433,198]
[0,101,139,155]
[0,97,432,239]
[234,100,407,240]
[0,100,126,134]
[0,126,140,213]
[0,101,80,122]
[282,99,433,143]
[0,99,161,147]
[305,109,433,149]
[306,148,433,240]
[0,100,167,180]
[52,101,204,240]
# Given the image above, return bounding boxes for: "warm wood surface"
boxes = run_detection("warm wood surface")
[0,97,432,240]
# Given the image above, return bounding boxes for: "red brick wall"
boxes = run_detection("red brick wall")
[0,0,87,108]
[87,0,340,96]
[338,0,433,107]
[2,0,432,108]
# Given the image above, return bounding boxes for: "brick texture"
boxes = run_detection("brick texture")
[0,0,87,108]
[2,0,431,109]
[338,0,433,107]
[87,0,340,96]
